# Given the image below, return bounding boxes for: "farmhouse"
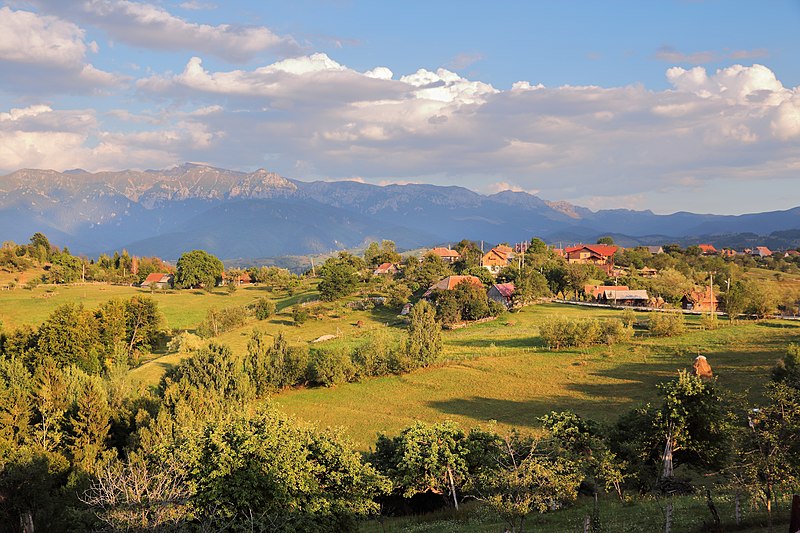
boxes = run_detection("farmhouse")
[373,262,399,275]
[488,283,515,309]
[681,287,719,312]
[428,247,461,263]
[564,244,618,266]
[584,284,629,299]
[140,273,174,289]
[481,248,510,274]
[644,245,664,254]
[423,275,483,298]
[785,250,800,258]
[698,244,718,255]
[753,246,772,257]
[598,289,649,306]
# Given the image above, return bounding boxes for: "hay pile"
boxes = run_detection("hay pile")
[691,355,713,380]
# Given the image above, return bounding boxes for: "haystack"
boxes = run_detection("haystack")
[692,355,713,380]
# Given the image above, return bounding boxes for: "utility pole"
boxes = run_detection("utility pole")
[310,257,316,277]
[709,271,715,320]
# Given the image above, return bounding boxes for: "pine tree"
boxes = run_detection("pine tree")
[70,377,110,471]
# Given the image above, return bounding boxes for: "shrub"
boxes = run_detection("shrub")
[167,331,205,353]
[647,312,685,337]
[197,306,249,337]
[309,347,356,387]
[621,309,637,329]
[252,297,277,320]
[599,318,634,345]
[292,305,309,326]
[353,328,395,377]
[540,317,633,350]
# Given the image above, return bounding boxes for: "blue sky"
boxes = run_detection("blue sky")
[1,0,799,214]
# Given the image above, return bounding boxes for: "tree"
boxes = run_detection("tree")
[597,236,615,245]
[245,330,308,394]
[722,280,749,322]
[472,432,581,532]
[511,267,550,308]
[175,250,224,289]
[70,377,111,471]
[35,303,102,373]
[405,300,442,367]
[364,240,401,267]
[372,421,469,509]
[528,237,548,255]
[28,232,51,262]
[318,256,360,301]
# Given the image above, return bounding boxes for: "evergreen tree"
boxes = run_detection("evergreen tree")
[70,377,110,470]
[405,300,442,367]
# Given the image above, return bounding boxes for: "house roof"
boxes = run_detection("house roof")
[585,284,629,298]
[645,246,664,254]
[142,272,171,285]
[601,289,649,300]
[698,244,717,253]
[482,248,509,266]
[494,244,514,255]
[755,246,772,256]
[429,247,461,259]
[492,283,515,298]
[564,244,618,257]
[373,262,398,274]
[423,275,483,296]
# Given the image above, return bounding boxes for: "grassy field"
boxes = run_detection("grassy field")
[2,281,799,451]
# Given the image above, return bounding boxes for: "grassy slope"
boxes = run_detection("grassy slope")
[3,281,798,452]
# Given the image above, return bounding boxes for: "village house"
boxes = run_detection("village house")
[140,272,174,289]
[493,244,515,257]
[428,247,461,264]
[598,289,649,306]
[698,244,718,255]
[481,248,510,274]
[584,284,629,299]
[681,287,719,312]
[752,246,772,258]
[423,275,483,298]
[785,250,800,258]
[373,262,399,276]
[564,244,618,266]
[488,283,515,309]
[721,248,737,258]
[644,245,664,254]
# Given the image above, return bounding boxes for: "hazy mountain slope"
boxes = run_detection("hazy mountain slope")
[1,163,798,259]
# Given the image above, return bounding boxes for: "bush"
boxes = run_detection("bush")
[540,317,633,350]
[197,306,249,337]
[353,328,395,377]
[621,309,637,329]
[488,299,507,317]
[647,312,685,337]
[292,305,309,326]
[252,297,277,320]
[309,347,356,386]
[167,331,205,353]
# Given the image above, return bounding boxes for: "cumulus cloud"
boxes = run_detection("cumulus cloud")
[3,54,799,214]
[0,7,122,93]
[29,0,300,62]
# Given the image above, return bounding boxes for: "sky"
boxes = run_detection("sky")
[1,0,799,215]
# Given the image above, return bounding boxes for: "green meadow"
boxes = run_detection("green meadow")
[3,282,797,452]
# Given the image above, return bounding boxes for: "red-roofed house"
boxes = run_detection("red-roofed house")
[584,284,629,299]
[698,244,718,255]
[221,271,252,285]
[753,246,772,258]
[785,250,800,258]
[428,247,461,263]
[373,262,399,275]
[564,244,618,265]
[141,273,174,289]
[488,283,515,308]
[423,275,483,298]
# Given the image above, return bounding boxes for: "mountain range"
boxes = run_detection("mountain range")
[1,163,799,260]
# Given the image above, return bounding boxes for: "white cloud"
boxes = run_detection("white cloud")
[0,7,122,93]
[30,0,300,62]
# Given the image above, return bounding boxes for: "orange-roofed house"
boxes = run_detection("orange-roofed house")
[373,262,399,275]
[564,244,618,265]
[753,246,772,258]
[584,284,629,299]
[481,248,510,275]
[423,275,483,298]
[140,273,174,289]
[698,244,718,255]
[428,247,461,263]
